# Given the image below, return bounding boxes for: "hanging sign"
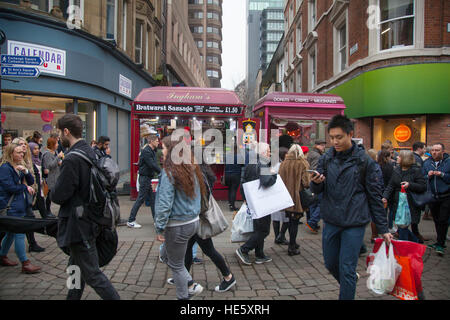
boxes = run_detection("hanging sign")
[394,124,412,143]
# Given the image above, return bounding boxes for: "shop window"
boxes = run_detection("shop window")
[0,93,94,144]
[379,0,414,51]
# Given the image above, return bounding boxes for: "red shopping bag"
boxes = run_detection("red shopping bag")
[367,239,426,300]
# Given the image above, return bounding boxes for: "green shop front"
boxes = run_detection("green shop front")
[328,63,450,150]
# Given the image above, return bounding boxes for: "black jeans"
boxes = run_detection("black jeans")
[185,234,230,277]
[66,240,120,300]
[129,175,155,222]
[240,214,271,258]
[226,174,241,207]
[429,196,450,247]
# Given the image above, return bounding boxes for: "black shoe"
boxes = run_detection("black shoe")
[236,248,252,265]
[215,275,236,292]
[29,244,45,253]
[288,248,300,256]
[255,255,272,264]
[274,235,289,245]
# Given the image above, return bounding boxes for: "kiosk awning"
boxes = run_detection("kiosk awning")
[132,86,245,117]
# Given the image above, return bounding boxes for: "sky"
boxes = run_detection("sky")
[220,0,246,90]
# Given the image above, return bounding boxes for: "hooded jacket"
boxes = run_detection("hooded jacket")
[422,153,450,198]
[310,142,388,234]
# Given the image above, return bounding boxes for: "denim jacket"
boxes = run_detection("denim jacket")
[154,169,201,235]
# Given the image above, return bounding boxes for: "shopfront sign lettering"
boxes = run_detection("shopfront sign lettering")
[7,40,66,76]
[271,96,342,104]
[167,92,211,102]
[119,74,132,98]
[394,124,412,143]
[134,104,242,115]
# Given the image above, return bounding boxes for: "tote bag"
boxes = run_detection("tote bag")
[197,194,229,240]
[242,174,294,219]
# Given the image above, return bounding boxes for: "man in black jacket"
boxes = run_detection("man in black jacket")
[127,131,161,228]
[51,114,119,300]
[235,142,277,265]
[93,136,111,159]
[413,141,425,167]
[310,115,392,300]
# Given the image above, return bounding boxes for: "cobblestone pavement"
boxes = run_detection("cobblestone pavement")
[0,196,449,300]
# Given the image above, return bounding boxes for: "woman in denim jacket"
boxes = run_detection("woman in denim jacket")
[155,135,206,300]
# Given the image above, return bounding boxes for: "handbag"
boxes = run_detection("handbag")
[43,180,49,197]
[408,184,436,209]
[300,188,315,211]
[197,175,229,239]
[0,195,15,216]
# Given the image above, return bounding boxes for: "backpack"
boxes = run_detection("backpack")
[70,150,121,229]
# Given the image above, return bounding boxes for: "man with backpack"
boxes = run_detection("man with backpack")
[51,114,120,300]
[310,115,392,300]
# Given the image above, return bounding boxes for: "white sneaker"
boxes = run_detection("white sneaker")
[127,221,142,228]
[188,283,203,298]
[167,278,175,285]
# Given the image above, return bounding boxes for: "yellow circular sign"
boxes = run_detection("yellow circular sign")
[394,124,412,142]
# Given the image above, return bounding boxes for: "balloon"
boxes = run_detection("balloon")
[41,110,54,122]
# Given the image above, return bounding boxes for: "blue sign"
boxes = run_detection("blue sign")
[1,55,44,66]
[1,66,40,77]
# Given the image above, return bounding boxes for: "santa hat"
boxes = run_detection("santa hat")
[301,146,309,155]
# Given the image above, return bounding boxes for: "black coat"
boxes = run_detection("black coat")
[310,142,388,234]
[138,145,161,178]
[51,140,98,248]
[383,165,427,224]
[380,162,394,190]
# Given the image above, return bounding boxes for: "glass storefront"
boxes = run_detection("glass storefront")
[1,92,95,144]
[373,116,426,151]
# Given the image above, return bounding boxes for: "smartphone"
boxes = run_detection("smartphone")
[306,170,320,177]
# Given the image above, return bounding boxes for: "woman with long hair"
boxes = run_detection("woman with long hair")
[41,136,63,218]
[155,135,206,300]
[378,149,395,231]
[382,150,426,242]
[0,143,41,273]
[279,144,311,256]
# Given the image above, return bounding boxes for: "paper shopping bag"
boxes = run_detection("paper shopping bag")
[391,255,417,300]
[242,175,294,219]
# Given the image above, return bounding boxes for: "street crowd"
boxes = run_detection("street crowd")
[0,114,449,301]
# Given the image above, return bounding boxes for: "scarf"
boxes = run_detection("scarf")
[28,142,41,166]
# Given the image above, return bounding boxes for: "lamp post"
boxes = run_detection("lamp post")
[0,28,6,158]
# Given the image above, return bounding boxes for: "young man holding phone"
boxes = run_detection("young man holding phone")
[310,115,392,300]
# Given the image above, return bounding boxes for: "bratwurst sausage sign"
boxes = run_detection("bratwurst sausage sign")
[134,104,242,115]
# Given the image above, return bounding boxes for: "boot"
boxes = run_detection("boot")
[29,243,45,253]
[0,255,19,267]
[21,260,41,274]
[288,244,300,256]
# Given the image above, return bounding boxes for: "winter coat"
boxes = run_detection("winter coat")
[279,154,310,214]
[383,165,427,224]
[422,153,450,198]
[310,142,388,234]
[138,144,161,178]
[41,149,61,190]
[380,162,394,191]
[413,152,423,167]
[0,162,35,217]
[306,147,323,170]
[51,140,99,248]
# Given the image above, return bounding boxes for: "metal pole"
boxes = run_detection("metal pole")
[0,29,6,158]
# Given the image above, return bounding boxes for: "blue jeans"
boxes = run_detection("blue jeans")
[307,194,322,228]
[0,233,27,262]
[129,175,155,222]
[322,223,366,300]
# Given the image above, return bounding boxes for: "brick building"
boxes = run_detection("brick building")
[281,0,449,150]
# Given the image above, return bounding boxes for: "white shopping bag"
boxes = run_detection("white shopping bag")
[242,174,294,219]
[230,203,254,243]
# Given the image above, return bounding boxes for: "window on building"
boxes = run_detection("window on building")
[289,3,294,26]
[296,68,302,92]
[190,11,204,19]
[206,41,220,49]
[207,26,220,34]
[338,23,347,71]
[379,0,414,51]
[309,49,316,90]
[296,20,302,52]
[154,39,160,72]
[188,0,204,4]
[207,0,219,5]
[122,0,127,50]
[207,70,219,78]
[309,0,316,31]
[106,0,117,40]
[135,20,143,64]
[191,26,204,33]
[196,40,203,48]
[289,37,294,64]
[207,55,220,64]
[207,12,220,20]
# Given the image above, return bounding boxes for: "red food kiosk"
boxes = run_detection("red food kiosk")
[130,86,246,200]
[253,92,346,146]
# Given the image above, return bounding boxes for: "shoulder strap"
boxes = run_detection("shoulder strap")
[70,150,94,167]
[0,194,15,216]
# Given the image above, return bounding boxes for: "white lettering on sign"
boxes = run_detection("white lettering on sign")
[119,74,132,98]
[8,40,66,76]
